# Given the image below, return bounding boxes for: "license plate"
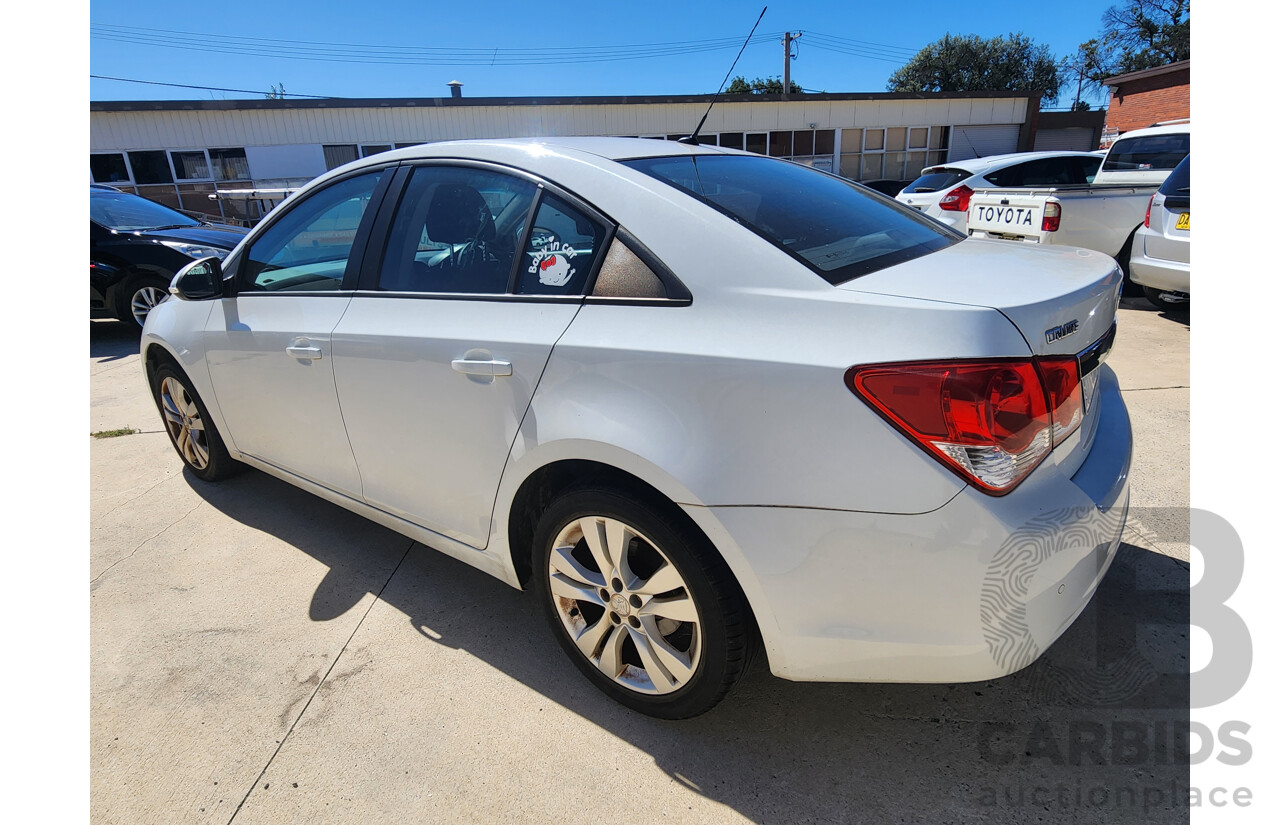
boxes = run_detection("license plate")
[968,202,1042,235]
[1175,212,1190,230]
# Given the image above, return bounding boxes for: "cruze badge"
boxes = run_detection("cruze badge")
[1045,319,1080,344]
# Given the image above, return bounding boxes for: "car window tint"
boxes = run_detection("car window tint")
[243,171,383,292]
[1102,133,1190,172]
[1014,157,1076,187]
[1077,156,1102,184]
[516,194,606,296]
[1159,156,1191,196]
[982,163,1023,187]
[624,154,956,285]
[900,169,969,194]
[378,166,537,294]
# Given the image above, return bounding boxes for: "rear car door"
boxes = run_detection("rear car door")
[331,163,611,549]
[203,168,391,496]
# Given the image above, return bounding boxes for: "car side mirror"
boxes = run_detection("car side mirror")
[172,257,225,300]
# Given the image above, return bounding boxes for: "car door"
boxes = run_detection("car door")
[203,168,391,496]
[331,163,611,549]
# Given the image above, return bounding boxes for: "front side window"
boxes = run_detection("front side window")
[243,171,384,292]
[624,154,957,284]
[378,166,537,294]
[1102,133,1190,172]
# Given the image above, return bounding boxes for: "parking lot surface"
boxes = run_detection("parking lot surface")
[90,298,1190,824]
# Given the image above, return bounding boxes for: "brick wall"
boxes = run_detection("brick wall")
[1105,68,1190,134]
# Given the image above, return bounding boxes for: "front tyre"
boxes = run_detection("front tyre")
[532,486,755,719]
[119,275,172,330]
[149,363,244,481]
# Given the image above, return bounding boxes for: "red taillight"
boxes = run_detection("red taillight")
[1144,194,1154,228]
[847,357,1082,494]
[1037,357,1083,443]
[939,184,973,212]
[1042,202,1061,232]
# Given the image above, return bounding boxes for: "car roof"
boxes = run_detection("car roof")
[923,150,1102,176]
[1111,122,1191,141]
[379,136,731,164]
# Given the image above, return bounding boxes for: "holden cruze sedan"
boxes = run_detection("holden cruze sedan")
[141,137,1131,718]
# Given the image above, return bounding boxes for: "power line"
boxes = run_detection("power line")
[90,74,332,98]
[90,23,786,66]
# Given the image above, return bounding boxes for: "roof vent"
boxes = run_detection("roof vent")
[447,81,463,99]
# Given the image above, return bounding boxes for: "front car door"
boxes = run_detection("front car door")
[331,163,611,548]
[203,168,391,497]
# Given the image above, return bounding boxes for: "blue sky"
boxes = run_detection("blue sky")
[89,0,1121,108]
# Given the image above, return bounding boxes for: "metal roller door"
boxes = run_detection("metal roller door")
[949,125,1021,161]
[1034,127,1097,152]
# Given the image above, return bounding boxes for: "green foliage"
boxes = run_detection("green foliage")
[91,428,138,439]
[887,33,1062,101]
[725,75,802,95]
[264,83,287,100]
[1099,0,1190,73]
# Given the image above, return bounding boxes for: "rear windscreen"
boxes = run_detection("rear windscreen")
[901,169,970,194]
[1102,133,1190,172]
[623,155,958,285]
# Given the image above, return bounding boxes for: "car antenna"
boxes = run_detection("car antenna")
[679,6,768,146]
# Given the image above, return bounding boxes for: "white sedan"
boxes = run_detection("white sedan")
[143,137,1131,718]
[895,150,1103,234]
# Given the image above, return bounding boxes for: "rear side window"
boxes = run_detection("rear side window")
[900,169,969,194]
[1102,133,1190,172]
[624,155,957,285]
[517,194,607,296]
[1159,156,1191,196]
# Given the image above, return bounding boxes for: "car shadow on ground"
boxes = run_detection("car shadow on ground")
[1119,296,1190,328]
[187,468,1191,823]
[90,319,141,362]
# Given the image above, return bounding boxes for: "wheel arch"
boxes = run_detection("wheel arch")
[498,449,772,668]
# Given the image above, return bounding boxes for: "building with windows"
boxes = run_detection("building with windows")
[91,90,1044,223]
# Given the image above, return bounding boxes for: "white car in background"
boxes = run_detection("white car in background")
[896,151,1104,233]
[1130,154,1190,309]
[142,137,1131,718]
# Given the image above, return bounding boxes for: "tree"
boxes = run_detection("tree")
[1099,0,1190,73]
[1059,39,1111,109]
[887,33,1061,101]
[725,75,801,95]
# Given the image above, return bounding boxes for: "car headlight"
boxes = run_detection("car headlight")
[160,241,231,261]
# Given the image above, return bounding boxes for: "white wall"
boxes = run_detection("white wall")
[244,144,327,180]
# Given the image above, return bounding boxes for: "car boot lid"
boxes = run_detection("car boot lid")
[839,238,1121,357]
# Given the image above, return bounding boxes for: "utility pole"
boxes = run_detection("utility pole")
[782,31,800,99]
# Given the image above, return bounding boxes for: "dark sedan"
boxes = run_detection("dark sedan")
[91,186,247,329]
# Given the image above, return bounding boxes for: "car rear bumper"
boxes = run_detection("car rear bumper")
[685,365,1131,683]
[1130,234,1190,293]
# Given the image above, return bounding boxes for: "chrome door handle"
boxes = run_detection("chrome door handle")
[451,358,512,377]
[286,340,323,360]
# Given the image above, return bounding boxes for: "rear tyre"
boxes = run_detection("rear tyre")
[1143,286,1189,312]
[1117,231,1143,297]
[532,486,755,719]
[149,363,244,481]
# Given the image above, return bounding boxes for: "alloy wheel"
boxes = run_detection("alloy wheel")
[158,377,210,470]
[130,285,169,327]
[548,516,702,694]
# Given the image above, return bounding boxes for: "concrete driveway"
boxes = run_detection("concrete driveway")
[90,298,1190,824]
